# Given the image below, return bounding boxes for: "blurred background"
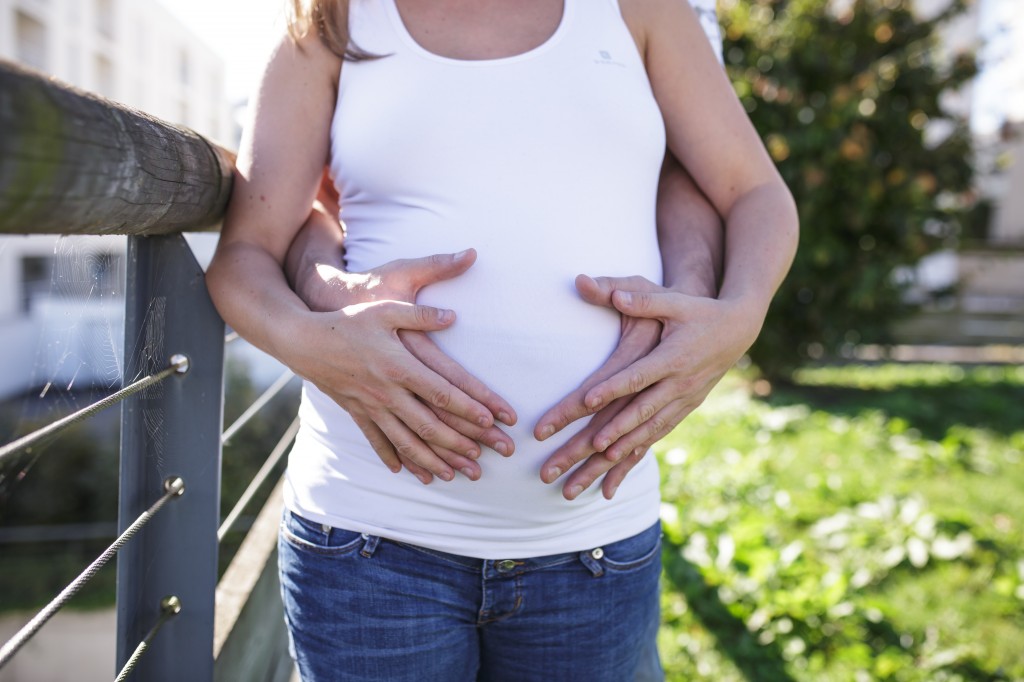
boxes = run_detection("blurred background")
[0,0,1021,680]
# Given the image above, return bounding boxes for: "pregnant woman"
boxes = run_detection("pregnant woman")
[206,0,798,679]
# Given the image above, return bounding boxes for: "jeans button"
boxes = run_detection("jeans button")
[496,560,516,572]
[590,547,604,560]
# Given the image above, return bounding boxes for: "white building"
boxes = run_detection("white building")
[0,0,233,399]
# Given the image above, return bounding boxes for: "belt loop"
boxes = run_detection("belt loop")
[360,534,380,558]
[579,550,604,577]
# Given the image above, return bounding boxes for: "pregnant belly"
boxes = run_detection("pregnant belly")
[416,260,624,460]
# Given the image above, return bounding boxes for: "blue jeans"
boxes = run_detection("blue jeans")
[278,511,662,681]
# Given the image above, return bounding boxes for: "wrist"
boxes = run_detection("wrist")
[665,274,718,299]
[295,262,348,312]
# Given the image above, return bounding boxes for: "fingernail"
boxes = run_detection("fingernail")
[547,466,562,481]
[586,396,603,410]
[454,249,471,260]
[460,467,476,480]
[606,483,619,499]
[438,309,453,323]
[494,442,509,456]
[595,437,611,452]
[477,415,492,427]
[634,447,645,458]
[466,448,480,459]
[539,424,555,440]
[439,470,454,482]
[618,292,633,305]
[498,411,513,426]
[417,474,432,485]
[566,485,583,499]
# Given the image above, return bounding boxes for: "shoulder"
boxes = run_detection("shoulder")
[264,29,343,99]
[616,0,695,61]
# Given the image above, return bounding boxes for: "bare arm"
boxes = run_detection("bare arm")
[206,32,510,483]
[537,0,797,499]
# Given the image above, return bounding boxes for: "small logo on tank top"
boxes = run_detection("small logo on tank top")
[595,49,626,68]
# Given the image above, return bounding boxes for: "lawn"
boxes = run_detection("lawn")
[656,363,1024,681]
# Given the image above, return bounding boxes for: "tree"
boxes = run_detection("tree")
[718,0,978,378]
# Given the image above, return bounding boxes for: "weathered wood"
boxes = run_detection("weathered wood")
[213,478,294,682]
[0,59,235,236]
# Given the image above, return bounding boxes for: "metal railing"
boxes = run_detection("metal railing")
[0,59,296,681]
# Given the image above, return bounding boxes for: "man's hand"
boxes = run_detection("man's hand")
[293,247,517,483]
[537,274,760,499]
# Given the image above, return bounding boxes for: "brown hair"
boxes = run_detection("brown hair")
[286,0,374,60]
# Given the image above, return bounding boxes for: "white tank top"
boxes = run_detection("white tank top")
[285,0,672,559]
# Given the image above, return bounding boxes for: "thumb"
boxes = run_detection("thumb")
[379,301,458,332]
[383,249,477,292]
[610,289,688,320]
[575,274,662,307]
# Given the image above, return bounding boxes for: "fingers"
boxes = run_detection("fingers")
[357,308,498,429]
[373,300,459,333]
[424,443,483,481]
[535,383,601,442]
[600,448,649,500]
[561,446,648,501]
[371,410,465,482]
[600,398,696,464]
[539,396,630,483]
[550,395,698,501]
[609,289,691,321]
[382,249,477,292]
[534,319,660,440]
[590,381,678,456]
[582,350,670,413]
[427,403,515,457]
[398,455,434,485]
[574,274,663,308]
[353,409,483,483]
[349,412,402,474]
[402,330,517,427]
[384,390,485,461]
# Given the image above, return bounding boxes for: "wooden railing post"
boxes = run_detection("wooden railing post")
[0,59,234,236]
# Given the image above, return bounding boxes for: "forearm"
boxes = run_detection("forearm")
[285,205,348,312]
[718,181,799,330]
[207,241,319,370]
[656,155,724,298]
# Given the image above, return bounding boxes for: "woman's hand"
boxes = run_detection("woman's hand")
[292,247,517,483]
[537,274,761,499]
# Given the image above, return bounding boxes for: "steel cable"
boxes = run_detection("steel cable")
[220,369,295,444]
[113,595,182,682]
[218,416,300,542]
[0,355,189,466]
[0,477,185,670]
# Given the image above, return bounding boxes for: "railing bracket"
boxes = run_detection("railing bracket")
[161,595,183,616]
[170,354,191,375]
[163,477,186,497]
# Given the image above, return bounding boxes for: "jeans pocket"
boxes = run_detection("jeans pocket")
[599,522,662,573]
[280,511,366,556]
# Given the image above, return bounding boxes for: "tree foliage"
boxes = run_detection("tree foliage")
[719,0,978,378]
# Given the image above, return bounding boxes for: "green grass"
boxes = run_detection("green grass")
[656,364,1024,681]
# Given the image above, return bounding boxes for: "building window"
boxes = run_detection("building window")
[179,49,190,86]
[94,53,115,98]
[15,11,48,71]
[21,256,52,313]
[66,42,81,85]
[96,0,115,40]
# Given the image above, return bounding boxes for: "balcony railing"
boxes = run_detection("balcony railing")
[0,59,295,681]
